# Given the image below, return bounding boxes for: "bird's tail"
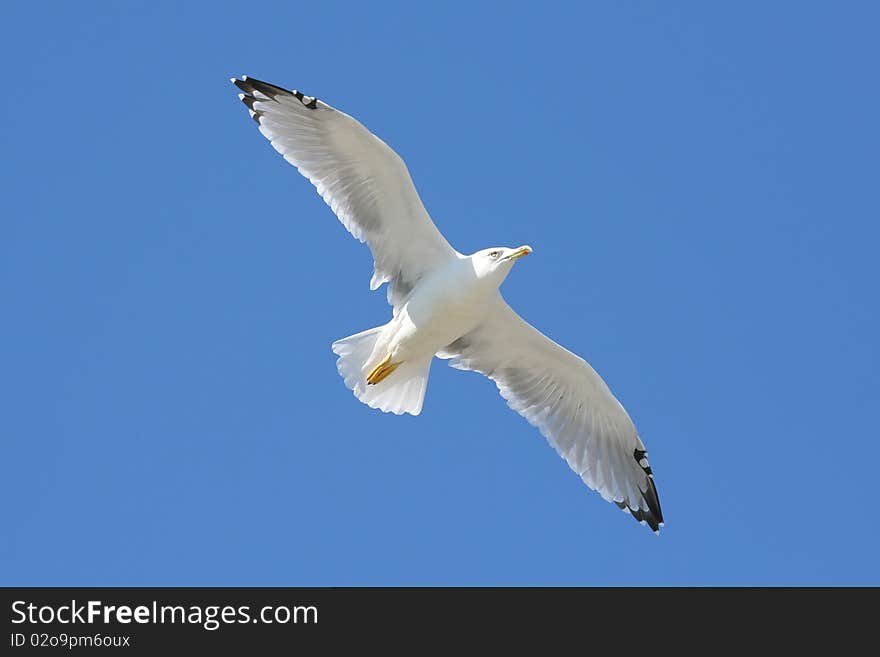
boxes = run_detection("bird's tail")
[331,326,432,416]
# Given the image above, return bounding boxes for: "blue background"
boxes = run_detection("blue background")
[2,1,878,585]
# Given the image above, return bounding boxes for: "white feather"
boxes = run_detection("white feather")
[441,297,662,526]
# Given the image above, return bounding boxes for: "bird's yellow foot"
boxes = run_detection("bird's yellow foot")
[366,354,401,385]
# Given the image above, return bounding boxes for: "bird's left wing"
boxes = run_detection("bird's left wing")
[232,76,458,308]
[440,297,664,532]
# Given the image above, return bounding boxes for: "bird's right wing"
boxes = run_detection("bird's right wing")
[232,76,458,308]
[440,297,663,532]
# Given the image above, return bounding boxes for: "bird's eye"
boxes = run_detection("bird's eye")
[488,250,501,258]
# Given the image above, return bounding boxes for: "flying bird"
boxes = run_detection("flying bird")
[231,76,664,532]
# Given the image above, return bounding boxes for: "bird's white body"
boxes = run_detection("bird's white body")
[332,246,530,418]
[232,75,665,532]
[369,256,497,371]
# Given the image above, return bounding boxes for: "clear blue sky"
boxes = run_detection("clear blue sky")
[2,1,878,586]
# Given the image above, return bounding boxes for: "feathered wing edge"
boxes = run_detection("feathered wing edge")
[231,75,458,309]
[441,297,664,533]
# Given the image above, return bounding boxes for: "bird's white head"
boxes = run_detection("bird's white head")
[470,245,533,285]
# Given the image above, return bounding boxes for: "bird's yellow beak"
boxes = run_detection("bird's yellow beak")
[506,245,533,261]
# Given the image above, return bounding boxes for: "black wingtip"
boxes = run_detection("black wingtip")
[615,448,664,533]
[231,75,320,111]
[232,90,262,124]
[292,89,319,109]
[232,75,292,99]
[616,495,663,533]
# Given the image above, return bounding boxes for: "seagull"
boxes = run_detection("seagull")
[231,75,664,532]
